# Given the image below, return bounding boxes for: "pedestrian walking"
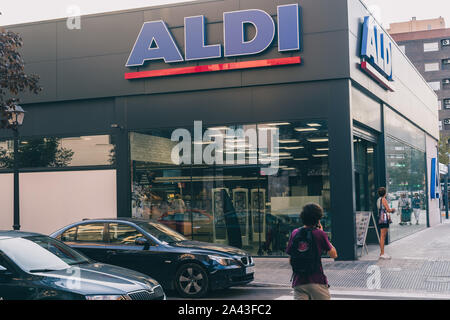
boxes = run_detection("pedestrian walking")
[412,193,421,225]
[398,193,412,225]
[286,203,338,300]
[377,187,395,260]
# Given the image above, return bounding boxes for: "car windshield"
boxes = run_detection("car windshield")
[0,236,91,273]
[138,221,187,243]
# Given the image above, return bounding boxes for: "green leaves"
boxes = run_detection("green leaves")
[0,30,41,128]
[439,133,450,165]
[0,137,75,169]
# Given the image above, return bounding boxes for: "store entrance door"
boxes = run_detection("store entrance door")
[353,137,377,212]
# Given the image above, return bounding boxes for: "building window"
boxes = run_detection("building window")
[130,120,331,256]
[442,39,450,47]
[444,98,450,109]
[444,79,450,86]
[424,42,439,52]
[444,119,450,125]
[385,136,427,242]
[424,62,439,72]
[443,59,450,68]
[0,139,13,169]
[398,45,406,54]
[428,81,441,91]
[0,135,115,170]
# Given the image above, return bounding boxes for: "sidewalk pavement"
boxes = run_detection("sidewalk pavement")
[251,219,450,298]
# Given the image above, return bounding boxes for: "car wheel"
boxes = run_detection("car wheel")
[175,263,209,298]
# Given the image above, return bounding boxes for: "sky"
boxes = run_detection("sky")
[0,0,449,28]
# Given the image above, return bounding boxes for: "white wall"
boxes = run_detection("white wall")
[426,136,440,226]
[0,174,13,230]
[20,170,117,235]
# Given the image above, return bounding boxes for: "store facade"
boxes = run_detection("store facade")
[0,0,440,260]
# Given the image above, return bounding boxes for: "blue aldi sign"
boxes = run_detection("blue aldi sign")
[361,16,393,81]
[126,4,302,67]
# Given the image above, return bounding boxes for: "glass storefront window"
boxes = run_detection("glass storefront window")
[385,136,427,241]
[0,135,115,169]
[0,140,13,169]
[130,120,330,256]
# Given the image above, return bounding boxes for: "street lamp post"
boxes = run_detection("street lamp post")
[5,105,25,231]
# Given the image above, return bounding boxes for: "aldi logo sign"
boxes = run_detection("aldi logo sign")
[360,16,395,92]
[125,4,302,79]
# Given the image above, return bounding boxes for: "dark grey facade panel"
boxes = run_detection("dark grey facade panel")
[7,0,352,105]
[12,22,57,64]
[126,80,342,130]
[241,30,350,87]
[20,61,58,103]
[56,53,145,100]
[143,0,240,27]
[56,11,145,60]
[0,98,116,139]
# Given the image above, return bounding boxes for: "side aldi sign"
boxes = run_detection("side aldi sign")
[360,16,395,92]
[125,4,302,80]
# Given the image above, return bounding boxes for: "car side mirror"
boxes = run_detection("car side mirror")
[135,237,149,248]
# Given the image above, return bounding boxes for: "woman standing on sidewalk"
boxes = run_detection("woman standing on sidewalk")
[377,187,395,260]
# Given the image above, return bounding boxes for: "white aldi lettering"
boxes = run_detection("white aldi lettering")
[361,16,393,81]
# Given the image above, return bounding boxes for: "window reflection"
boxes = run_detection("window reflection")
[386,136,427,241]
[130,120,330,256]
[0,135,115,169]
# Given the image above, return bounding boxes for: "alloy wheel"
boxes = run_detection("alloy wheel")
[175,263,208,298]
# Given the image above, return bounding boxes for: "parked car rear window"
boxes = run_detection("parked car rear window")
[76,223,105,242]
[61,227,77,241]
[108,223,144,245]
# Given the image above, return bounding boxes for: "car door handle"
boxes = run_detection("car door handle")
[106,250,117,256]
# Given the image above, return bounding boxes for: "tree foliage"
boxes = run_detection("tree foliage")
[439,134,450,165]
[0,138,74,169]
[1,30,41,128]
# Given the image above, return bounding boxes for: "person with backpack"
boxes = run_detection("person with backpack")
[286,203,338,300]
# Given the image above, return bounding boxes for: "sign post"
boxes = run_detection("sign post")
[356,211,380,257]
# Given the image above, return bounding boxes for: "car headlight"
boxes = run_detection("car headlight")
[208,255,239,266]
[85,295,126,300]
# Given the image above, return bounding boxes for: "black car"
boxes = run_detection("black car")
[0,231,165,300]
[50,218,255,298]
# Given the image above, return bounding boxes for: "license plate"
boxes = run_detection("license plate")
[246,266,255,274]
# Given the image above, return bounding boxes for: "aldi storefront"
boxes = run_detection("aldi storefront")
[0,0,441,260]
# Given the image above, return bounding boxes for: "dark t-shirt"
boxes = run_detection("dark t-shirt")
[285,228,333,287]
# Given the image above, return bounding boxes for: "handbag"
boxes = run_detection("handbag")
[378,198,391,224]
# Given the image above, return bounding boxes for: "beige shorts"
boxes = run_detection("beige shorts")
[293,283,331,300]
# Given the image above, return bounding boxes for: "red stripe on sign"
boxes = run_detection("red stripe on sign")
[125,56,302,80]
[360,61,395,92]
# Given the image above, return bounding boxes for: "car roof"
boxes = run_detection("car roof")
[76,218,150,223]
[0,230,44,240]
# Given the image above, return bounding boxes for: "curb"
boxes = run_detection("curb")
[248,282,290,288]
[247,282,450,299]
